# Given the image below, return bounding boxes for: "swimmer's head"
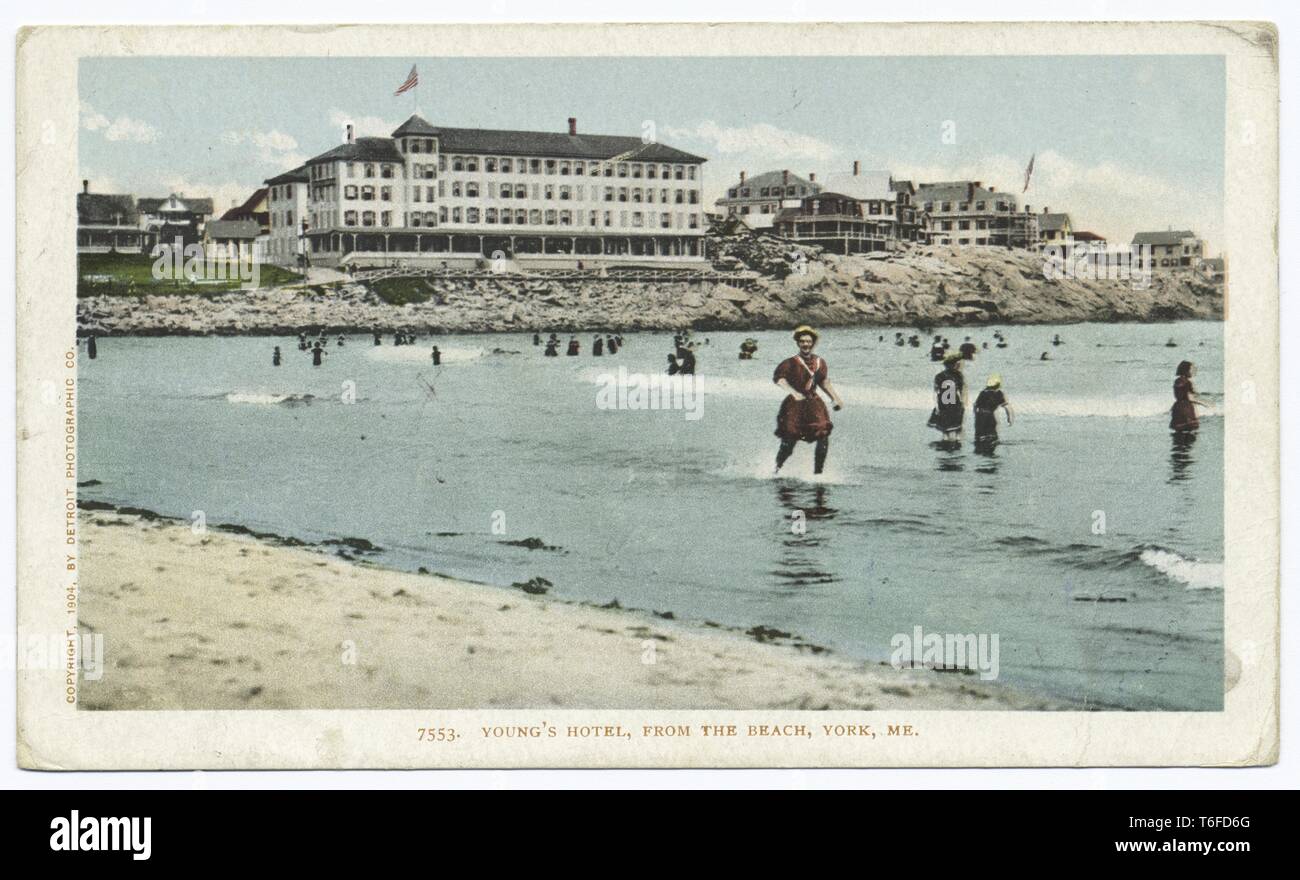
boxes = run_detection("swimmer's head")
[1177,360,1194,377]
[943,351,962,366]
[986,374,1002,388]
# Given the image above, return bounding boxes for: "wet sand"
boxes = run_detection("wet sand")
[77,513,1062,711]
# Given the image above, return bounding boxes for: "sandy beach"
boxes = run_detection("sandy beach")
[76,512,1061,711]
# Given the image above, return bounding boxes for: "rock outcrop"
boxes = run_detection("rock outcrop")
[77,237,1223,336]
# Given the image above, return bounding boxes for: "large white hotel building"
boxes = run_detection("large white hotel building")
[265,114,708,270]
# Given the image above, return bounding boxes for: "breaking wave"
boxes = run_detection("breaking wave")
[224,391,315,406]
[1139,548,1224,590]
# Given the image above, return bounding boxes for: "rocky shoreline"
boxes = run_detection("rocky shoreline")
[77,240,1224,336]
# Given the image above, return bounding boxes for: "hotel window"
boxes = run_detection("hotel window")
[345,185,358,199]
[452,182,462,197]
[619,211,628,227]
[632,188,642,203]
[452,157,464,171]
[559,210,572,225]
[647,166,657,179]
[646,190,655,204]
[975,201,985,210]
[440,206,448,222]
[381,165,394,179]
[485,208,498,224]
[515,185,526,199]
[544,209,557,225]
[381,187,392,201]
[409,140,420,154]
[689,214,699,229]
[632,164,643,179]
[590,163,601,177]
[467,208,480,223]
[560,186,571,201]
[923,202,933,211]
[603,211,612,227]
[689,191,699,205]
[485,158,497,173]
[740,188,750,197]
[941,202,951,211]
[498,210,510,226]
[499,185,511,200]
[543,160,555,175]
[529,209,541,224]
[347,163,356,178]
[728,189,737,198]
[364,164,375,178]
[688,167,696,181]
[959,202,969,211]
[413,188,421,203]
[452,207,462,223]
[589,210,598,226]
[619,188,628,202]
[530,159,541,174]
[500,158,512,173]
[362,211,375,227]
[576,185,584,200]
[361,186,375,201]
[632,212,643,227]
[604,187,614,202]
[439,156,447,171]
[515,209,526,224]
[674,166,684,180]
[941,220,952,231]
[959,220,970,230]
[760,188,770,197]
[427,186,435,201]
[466,158,479,172]
[660,212,671,228]
[661,165,671,178]
[618,163,628,178]
[675,190,684,204]
[466,183,479,198]
[344,210,357,226]
[381,211,392,226]
[531,184,540,199]
[560,162,570,175]
[544,185,555,200]
[603,164,614,177]
[424,139,433,152]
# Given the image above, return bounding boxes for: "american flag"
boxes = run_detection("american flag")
[394,65,419,96]
[1022,153,1035,193]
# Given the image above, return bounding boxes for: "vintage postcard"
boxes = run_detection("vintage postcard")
[15,21,1278,769]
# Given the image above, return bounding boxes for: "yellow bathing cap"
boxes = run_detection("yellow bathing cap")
[792,325,819,342]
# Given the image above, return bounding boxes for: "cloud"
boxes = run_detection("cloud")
[666,120,839,163]
[222,128,305,169]
[79,101,160,144]
[327,108,401,140]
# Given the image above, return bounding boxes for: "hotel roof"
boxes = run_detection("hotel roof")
[1132,229,1197,246]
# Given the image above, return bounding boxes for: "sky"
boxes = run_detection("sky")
[80,55,1226,252]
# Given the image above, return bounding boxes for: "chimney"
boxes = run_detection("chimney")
[568,117,577,136]
[82,179,89,194]
[346,124,354,144]
[989,186,996,192]
[782,169,789,186]
[1024,205,1031,213]
[852,160,860,176]
[1043,206,1049,214]
[808,172,816,182]
[740,171,746,183]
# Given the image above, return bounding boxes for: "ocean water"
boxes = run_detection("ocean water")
[77,321,1225,710]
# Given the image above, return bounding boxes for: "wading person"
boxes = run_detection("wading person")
[927,351,966,441]
[374,332,382,346]
[773,326,844,476]
[87,335,98,360]
[566,336,580,356]
[593,335,604,357]
[310,341,326,367]
[432,345,441,366]
[272,346,281,367]
[973,374,1013,446]
[1170,360,1205,434]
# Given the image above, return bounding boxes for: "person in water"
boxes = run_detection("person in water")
[432,345,442,365]
[669,342,696,375]
[374,332,382,346]
[272,346,282,367]
[973,374,1013,445]
[533,333,541,346]
[310,341,326,367]
[593,335,604,356]
[927,351,966,441]
[607,334,618,355]
[773,326,844,476]
[566,337,580,356]
[87,335,98,360]
[960,337,977,360]
[544,339,559,357]
[1170,360,1206,433]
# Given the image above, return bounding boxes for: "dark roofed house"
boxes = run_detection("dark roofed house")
[220,187,270,235]
[715,169,821,229]
[916,180,1038,249]
[76,180,155,254]
[1131,228,1204,272]
[139,193,215,248]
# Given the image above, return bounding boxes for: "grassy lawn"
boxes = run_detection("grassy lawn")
[369,276,438,305]
[77,252,302,297]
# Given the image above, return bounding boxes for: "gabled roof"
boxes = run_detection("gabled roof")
[721,169,818,197]
[221,188,269,221]
[265,165,309,185]
[820,170,895,202]
[77,192,138,225]
[1038,212,1071,232]
[206,219,263,240]
[138,195,215,216]
[307,136,406,165]
[392,114,440,138]
[916,180,1011,206]
[1132,230,1197,246]
[1073,230,1105,242]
